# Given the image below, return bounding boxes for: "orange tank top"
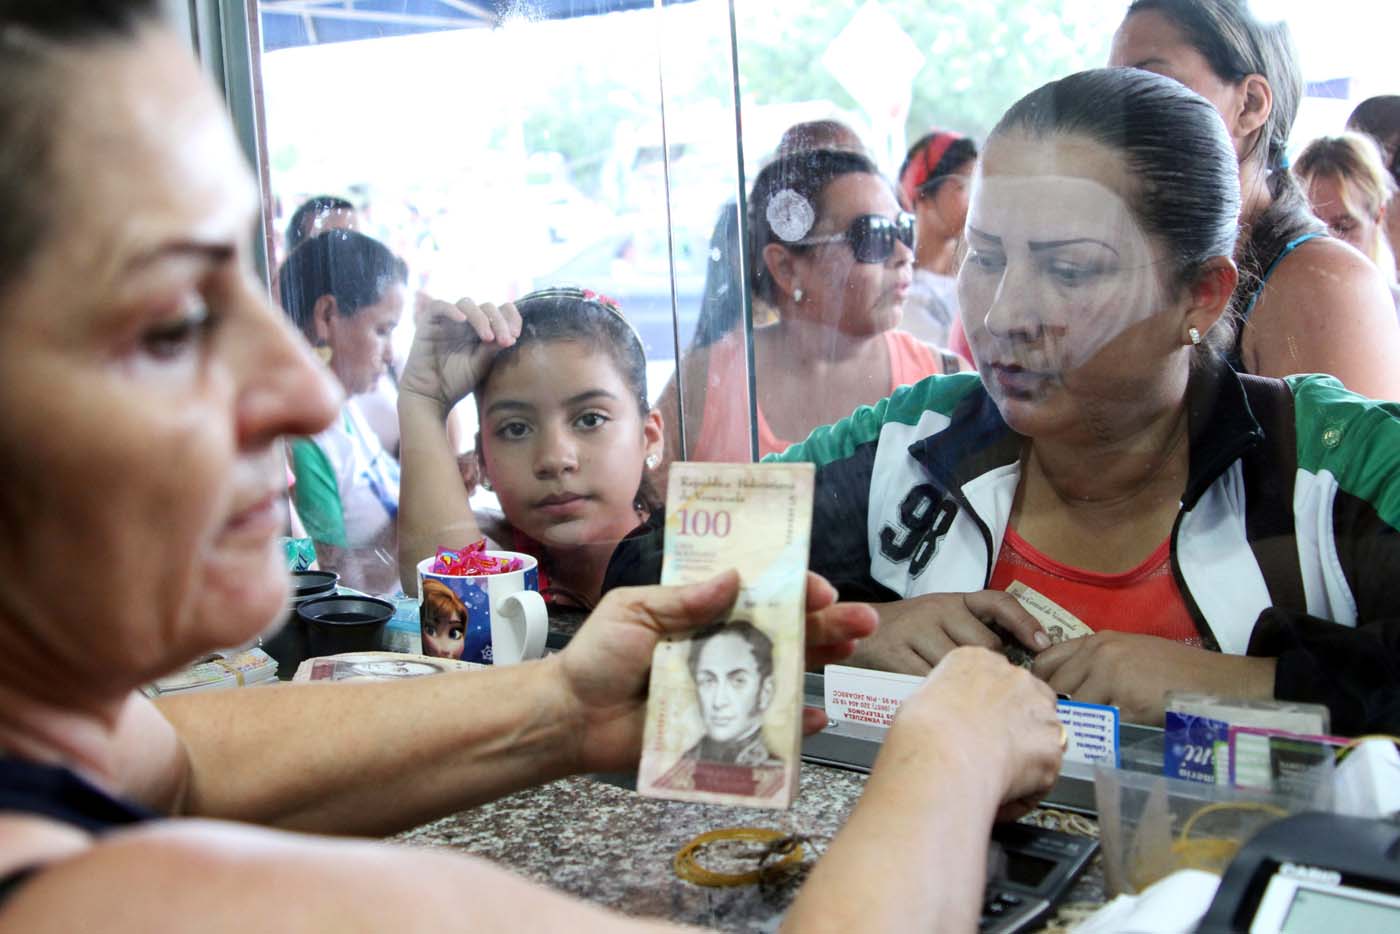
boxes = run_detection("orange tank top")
[989,527,1201,645]
[694,330,950,460]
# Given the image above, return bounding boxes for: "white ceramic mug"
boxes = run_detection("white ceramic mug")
[416,552,548,665]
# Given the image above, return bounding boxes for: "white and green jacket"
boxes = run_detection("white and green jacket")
[765,363,1400,732]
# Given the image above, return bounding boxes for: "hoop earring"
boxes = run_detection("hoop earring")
[1187,326,1202,346]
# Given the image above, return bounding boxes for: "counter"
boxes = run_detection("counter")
[392,763,1106,932]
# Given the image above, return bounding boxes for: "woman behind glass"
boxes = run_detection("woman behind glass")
[1347,95,1400,281]
[780,68,1400,732]
[279,229,406,593]
[1110,0,1400,399]
[898,130,978,350]
[1294,133,1400,309]
[657,149,961,483]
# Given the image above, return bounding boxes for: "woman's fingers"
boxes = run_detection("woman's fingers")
[803,571,839,613]
[940,595,1006,651]
[1033,638,1094,698]
[964,590,1048,652]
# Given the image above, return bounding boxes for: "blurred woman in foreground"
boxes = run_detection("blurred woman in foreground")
[0,6,1062,932]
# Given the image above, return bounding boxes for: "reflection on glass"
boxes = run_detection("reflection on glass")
[280,229,406,595]
[251,0,1400,737]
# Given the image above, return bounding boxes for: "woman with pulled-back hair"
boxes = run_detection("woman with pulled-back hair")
[1110,0,1400,399]
[279,228,407,593]
[784,67,1400,731]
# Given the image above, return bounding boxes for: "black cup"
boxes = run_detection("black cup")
[298,595,394,658]
[264,571,341,679]
[291,570,338,601]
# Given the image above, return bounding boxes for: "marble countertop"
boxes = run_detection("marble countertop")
[392,764,1105,932]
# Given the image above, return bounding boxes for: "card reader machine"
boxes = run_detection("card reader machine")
[1197,812,1400,933]
[978,821,1098,933]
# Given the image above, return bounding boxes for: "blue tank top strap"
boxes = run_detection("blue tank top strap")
[0,757,155,832]
[1240,231,1328,318]
[0,758,156,909]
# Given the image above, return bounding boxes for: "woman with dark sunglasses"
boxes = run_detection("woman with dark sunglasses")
[656,149,962,480]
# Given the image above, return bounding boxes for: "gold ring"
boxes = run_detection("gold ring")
[1058,722,1069,750]
[674,827,805,887]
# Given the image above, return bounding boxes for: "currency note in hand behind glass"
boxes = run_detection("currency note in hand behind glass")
[637,462,814,809]
[998,581,1094,668]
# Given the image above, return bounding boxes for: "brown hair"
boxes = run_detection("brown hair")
[421,580,467,625]
[1294,133,1396,263]
[0,2,158,298]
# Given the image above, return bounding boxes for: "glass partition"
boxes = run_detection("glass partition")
[249,0,1400,733]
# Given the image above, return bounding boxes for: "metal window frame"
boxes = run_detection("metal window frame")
[176,0,274,286]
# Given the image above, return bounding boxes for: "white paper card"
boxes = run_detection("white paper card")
[823,664,923,729]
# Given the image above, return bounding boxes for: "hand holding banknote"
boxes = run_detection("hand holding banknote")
[556,569,876,776]
[850,589,1051,674]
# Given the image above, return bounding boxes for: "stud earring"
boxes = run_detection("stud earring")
[792,287,804,303]
[479,474,493,492]
[315,343,334,364]
[1187,326,1202,346]
[645,453,660,470]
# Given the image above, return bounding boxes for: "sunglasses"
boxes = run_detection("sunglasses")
[794,212,916,263]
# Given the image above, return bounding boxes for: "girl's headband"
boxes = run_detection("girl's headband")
[899,131,965,207]
[516,286,647,357]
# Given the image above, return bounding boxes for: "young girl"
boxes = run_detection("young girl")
[396,287,663,608]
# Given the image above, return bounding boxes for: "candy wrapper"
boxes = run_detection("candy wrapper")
[432,540,524,576]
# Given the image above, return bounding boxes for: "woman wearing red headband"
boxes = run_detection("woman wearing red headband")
[898,130,978,350]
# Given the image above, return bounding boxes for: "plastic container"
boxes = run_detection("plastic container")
[298,594,394,658]
[1093,763,1332,896]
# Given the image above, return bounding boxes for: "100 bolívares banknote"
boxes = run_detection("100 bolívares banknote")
[637,462,814,809]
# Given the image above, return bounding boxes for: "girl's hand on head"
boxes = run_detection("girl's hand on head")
[399,297,524,412]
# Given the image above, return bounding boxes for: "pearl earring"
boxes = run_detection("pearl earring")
[645,454,660,470]
[792,287,804,303]
[1187,326,1202,346]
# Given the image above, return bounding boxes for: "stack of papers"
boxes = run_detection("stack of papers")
[144,648,279,697]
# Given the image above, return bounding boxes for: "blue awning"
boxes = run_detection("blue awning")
[260,1,679,52]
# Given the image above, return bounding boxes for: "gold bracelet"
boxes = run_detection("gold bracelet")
[673,827,806,887]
